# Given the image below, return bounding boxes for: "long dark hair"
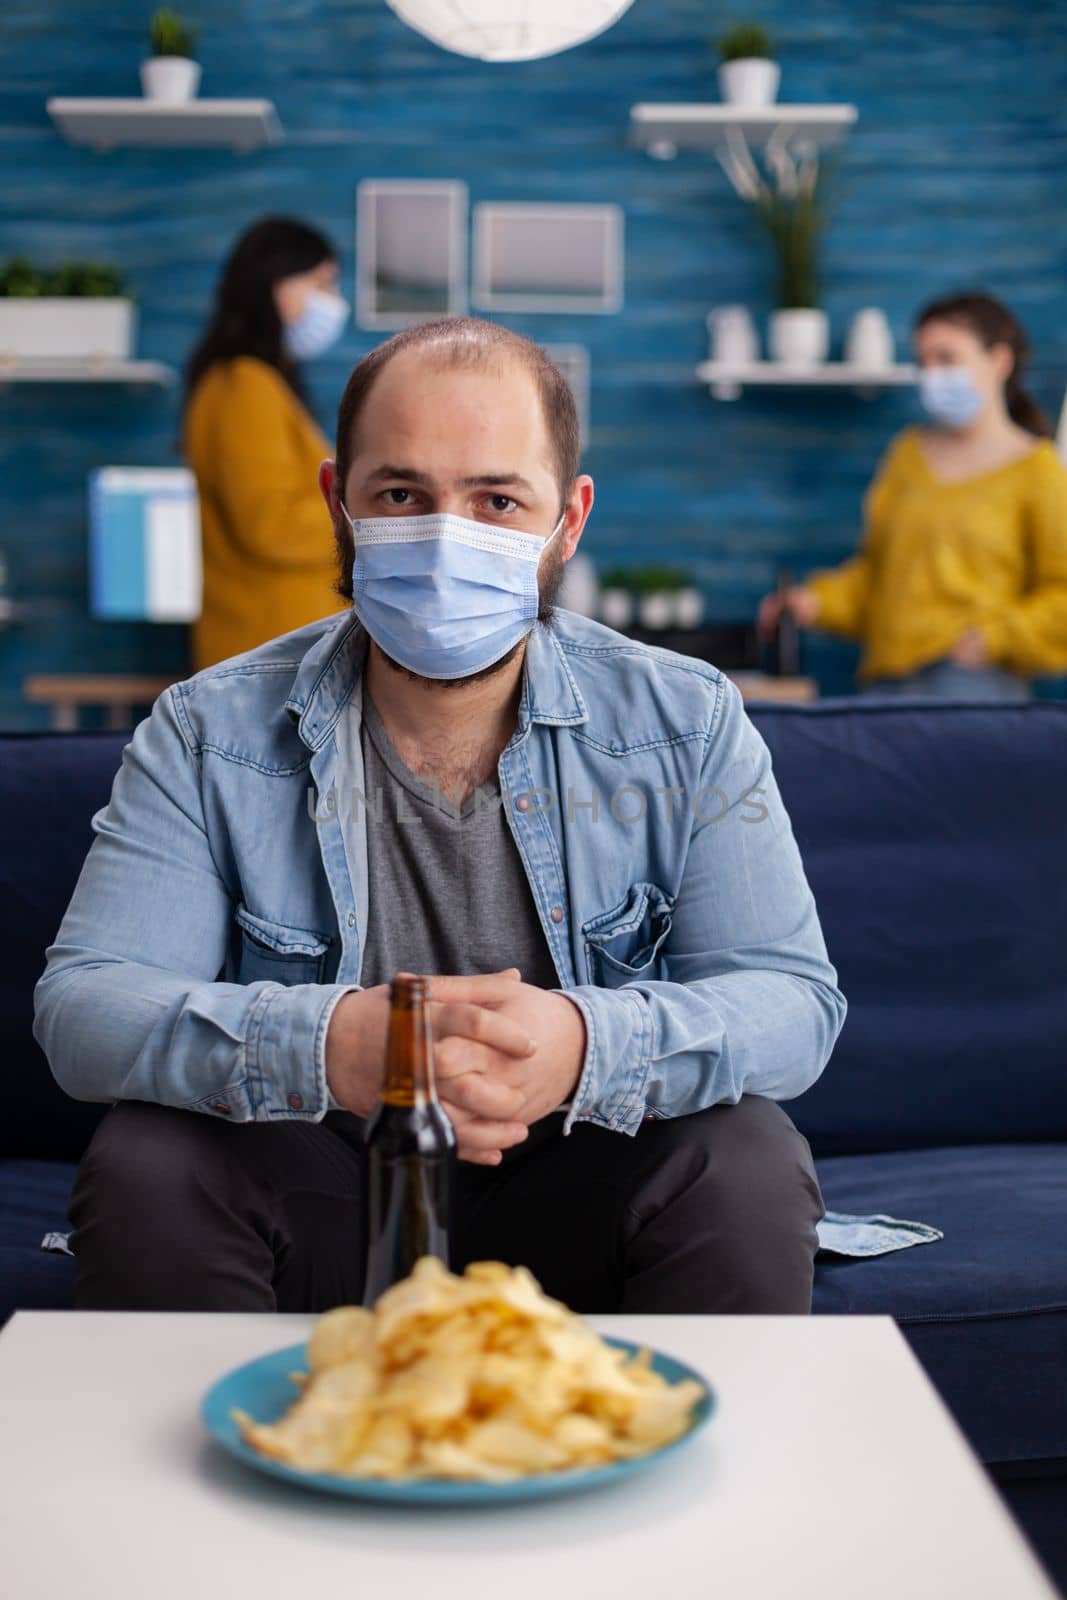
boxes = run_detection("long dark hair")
[179,215,337,447]
[914,290,1051,437]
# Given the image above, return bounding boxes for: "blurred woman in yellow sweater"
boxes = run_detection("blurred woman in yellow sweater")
[181,217,350,671]
[759,291,1067,700]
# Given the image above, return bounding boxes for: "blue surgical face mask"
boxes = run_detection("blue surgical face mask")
[918,365,983,428]
[338,505,566,680]
[283,287,350,362]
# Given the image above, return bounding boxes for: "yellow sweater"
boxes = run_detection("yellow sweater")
[806,428,1067,681]
[184,355,347,672]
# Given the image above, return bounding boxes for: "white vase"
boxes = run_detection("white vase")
[718,59,781,108]
[673,588,705,629]
[707,305,759,365]
[844,308,895,370]
[769,308,830,368]
[599,588,633,629]
[638,592,675,630]
[140,57,202,102]
[0,298,135,360]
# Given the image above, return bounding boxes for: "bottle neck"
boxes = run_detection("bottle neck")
[381,981,438,1109]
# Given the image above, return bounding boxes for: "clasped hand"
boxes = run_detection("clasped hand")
[325,969,586,1165]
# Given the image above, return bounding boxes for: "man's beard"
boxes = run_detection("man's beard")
[374,540,569,691]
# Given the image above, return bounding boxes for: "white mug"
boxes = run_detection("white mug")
[845,308,894,370]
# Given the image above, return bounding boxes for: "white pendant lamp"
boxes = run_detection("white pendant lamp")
[385,0,637,62]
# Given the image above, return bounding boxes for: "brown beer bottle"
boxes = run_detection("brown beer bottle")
[361,973,456,1307]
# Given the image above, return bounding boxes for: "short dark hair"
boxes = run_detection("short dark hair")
[331,316,581,600]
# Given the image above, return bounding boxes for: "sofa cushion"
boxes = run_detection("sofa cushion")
[0,1159,77,1323]
[749,702,1067,1154]
[0,733,125,1160]
[813,1143,1067,1466]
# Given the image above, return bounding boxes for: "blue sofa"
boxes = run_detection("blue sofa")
[2,704,1065,1589]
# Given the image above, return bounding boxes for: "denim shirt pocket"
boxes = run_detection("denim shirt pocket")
[582,880,676,989]
[233,905,332,987]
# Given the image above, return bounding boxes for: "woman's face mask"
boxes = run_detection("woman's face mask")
[338,503,566,680]
[283,287,350,362]
[918,364,984,429]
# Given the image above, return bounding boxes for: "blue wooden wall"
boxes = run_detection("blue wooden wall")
[3,0,1067,726]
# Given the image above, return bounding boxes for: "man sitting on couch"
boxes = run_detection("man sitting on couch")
[33,316,845,1315]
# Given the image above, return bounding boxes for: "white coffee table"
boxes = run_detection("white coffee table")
[0,1311,1057,1600]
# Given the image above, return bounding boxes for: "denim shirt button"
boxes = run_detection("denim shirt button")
[211,1102,231,1116]
[550,905,564,923]
[347,911,356,927]
[287,1091,305,1111]
[515,795,530,812]
[324,791,335,812]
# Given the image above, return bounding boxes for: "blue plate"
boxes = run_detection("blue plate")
[201,1336,715,1505]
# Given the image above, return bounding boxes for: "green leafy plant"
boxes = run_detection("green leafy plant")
[717,22,774,63]
[719,132,837,310]
[0,257,127,297]
[45,262,126,297]
[599,564,692,595]
[149,9,199,58]
[753,167,830,309]
[0,256,41,296]
[630,565,688,595]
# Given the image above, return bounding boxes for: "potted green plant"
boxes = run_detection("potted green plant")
[632,565,687,630]
[720,131,835,367]
[141,10,202,103]
[0,257,134,363]
[716,22,779,108]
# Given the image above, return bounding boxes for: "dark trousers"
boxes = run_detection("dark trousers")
[67,1094,826,1315]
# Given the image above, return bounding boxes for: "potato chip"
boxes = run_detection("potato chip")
[306,1305,376,1374]
[233,1257,705,1482]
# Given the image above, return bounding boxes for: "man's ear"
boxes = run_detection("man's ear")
[319,459,339,514]
[562,475,595,557]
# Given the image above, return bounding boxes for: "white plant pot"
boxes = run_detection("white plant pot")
[673,587,705,629]
[638,592,675,630]
[556,551,599,618]
[599,588,633,629]
[769,308,830,368]
[0,298,135,361]
[718,59,781,108]
[140,57,202,102]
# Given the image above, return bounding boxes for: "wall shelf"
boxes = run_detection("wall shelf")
[697,359,918,400]
[46,98,283,153]
[0,359,176,386]
[630,103,858,160]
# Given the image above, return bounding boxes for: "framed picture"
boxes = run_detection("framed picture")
[542,343,591,446]
[472,203,624,314]
[356,179,468,329]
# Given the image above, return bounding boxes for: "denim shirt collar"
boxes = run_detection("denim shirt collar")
[283,611,588,752]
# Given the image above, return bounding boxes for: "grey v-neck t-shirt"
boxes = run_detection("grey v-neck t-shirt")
[354,692,559,993]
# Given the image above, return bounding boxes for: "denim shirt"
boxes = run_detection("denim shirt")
[32,608,848,1139]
